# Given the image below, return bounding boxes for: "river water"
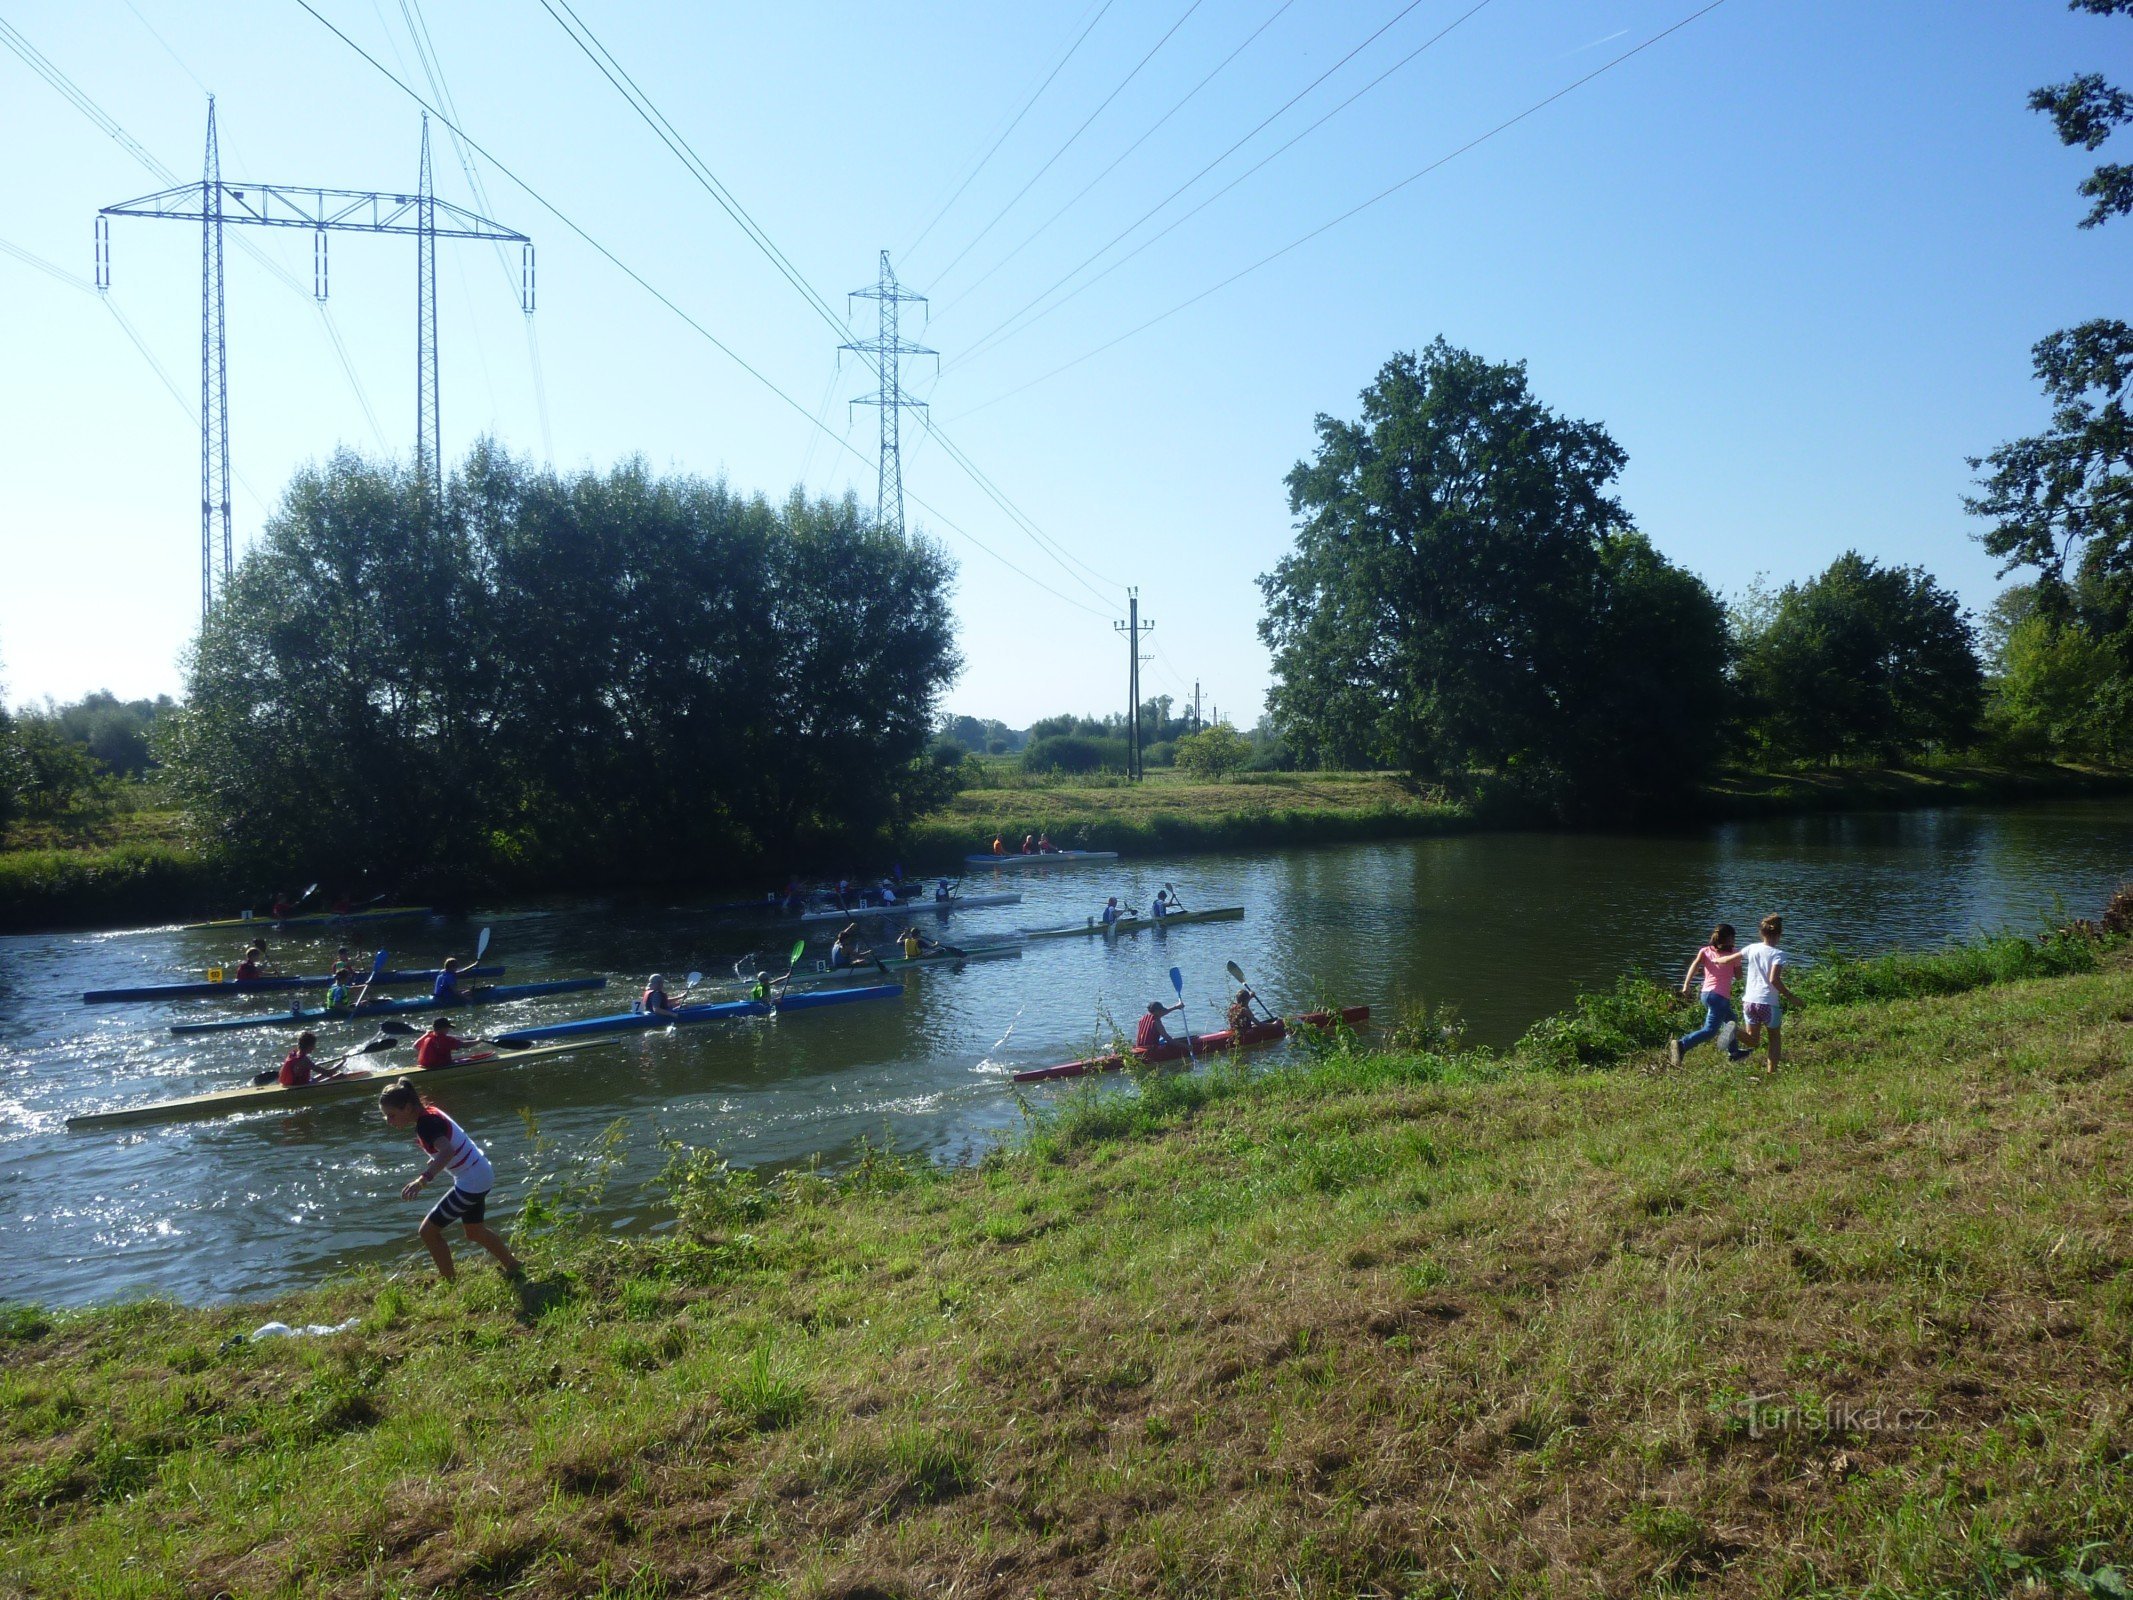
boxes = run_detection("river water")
[3,799,2129,1307]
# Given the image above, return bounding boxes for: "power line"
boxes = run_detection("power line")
[930,0,1300,323]
[901,0,1118,265]
[948,0,1732,420]
[521,0,1126,600]
[291,0,1116,622]
[948,0,1499,374]
[937,0,1439,377]
[924,0,1205,295]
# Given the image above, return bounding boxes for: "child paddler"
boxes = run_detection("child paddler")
[234,942,270,981]
[640,974,680,1017]
[378,1079,521,1282]
[279,1031,325,1086]
[413,1017,474,1069]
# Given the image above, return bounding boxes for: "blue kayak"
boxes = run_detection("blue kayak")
[494,982,902,1043]
[85,965,505,1006]
[167,978,607,1035]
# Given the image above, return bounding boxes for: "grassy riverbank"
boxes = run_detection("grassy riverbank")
[5,931,2131,1595]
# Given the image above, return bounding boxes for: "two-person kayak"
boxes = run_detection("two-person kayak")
[494,982,902,1044]
[65,1038,623,1130]
[964,850,1118,868]
[167,978,608,1035]
[1018,905,1245,941]
[793,891,1020,924]
[83,965,505,1005]
[1011,1006,1371,1082]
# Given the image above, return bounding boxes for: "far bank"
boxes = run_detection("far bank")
[3,760,2128,935]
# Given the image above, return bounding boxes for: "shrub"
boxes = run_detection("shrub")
[1174,721,1252,779]
[1021,735,1130,776]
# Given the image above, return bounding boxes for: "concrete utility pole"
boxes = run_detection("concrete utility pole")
[1193,680,1202,734]
[1115,589,1153,780]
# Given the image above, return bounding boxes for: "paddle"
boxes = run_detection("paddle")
[769,938,807,1011]
[473,926,492,963]
[651,970,707,1019]
[295,882,320,907]
[1225,959,1275,1026]
[1163,882,1189,913]
[1169,966,1197,1066]
[350,948,390,1012]
[251,1034,396,1084]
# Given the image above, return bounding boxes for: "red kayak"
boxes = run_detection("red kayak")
[1012,1005,1371,1083]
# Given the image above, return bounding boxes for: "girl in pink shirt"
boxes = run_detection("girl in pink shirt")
[1669,923,1752,1066]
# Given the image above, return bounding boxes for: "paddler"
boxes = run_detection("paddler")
[877,876,901,907]
[279,1030,326,1086]
[827,924,873,971]
[413,1016,473,1068]
[431,956,475,1005]
[1037,831,1055,853]
[322,969,355,1016]
[991,833,1006,856]
[1226,987,1261,1035]
[935,877,955,903]
[1022,833,1037,855]
[748,969,777,1002]
[1137,999,1184,1053]
[269,890,297,919]
[1150,889,1174,920]
[1099,896,1124,926]
[234,942,270,981]
[329,893,354,915]
[641,973,681,1018]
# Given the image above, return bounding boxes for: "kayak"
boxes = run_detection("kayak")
[794,891,1020,924]
[167,978,607,1035]
[1018,905,1245,941]
[495,981,903,1044]
[181,905,435,932]
[65,1038,624,1130]
[83,964,506,1006]
[810,942,1022,976]
[964,850,1118,868]
[1012,1006,1371,1082]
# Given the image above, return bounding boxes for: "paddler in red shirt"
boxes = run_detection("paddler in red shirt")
[234,942,269,981]
[1136,1000,1183,1053]
[414,1017,474,1069]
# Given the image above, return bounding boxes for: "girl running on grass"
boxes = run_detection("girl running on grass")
[378,1079,520,1283]
[1669,923,1752,1067]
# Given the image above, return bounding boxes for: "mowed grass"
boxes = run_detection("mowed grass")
[4,944,2133,1595]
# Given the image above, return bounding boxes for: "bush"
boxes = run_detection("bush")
[1174,721,1252,779]
[1514,977,1682,1072]
[1021,735,1130,776]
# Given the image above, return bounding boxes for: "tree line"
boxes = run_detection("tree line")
[0,687,173,833]
[156,445,960,890]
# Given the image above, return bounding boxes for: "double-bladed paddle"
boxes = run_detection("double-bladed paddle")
[770,938,807,1012]
[1163,882,1188,913]
[250,1033,397,1084]
[1225,959,1274,1026]
[1169,966,1197,1066]
[350,948,390,1012]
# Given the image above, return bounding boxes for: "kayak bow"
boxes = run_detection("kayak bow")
[181,905,435,931]
[495,981,903,1043]
[1018,905,1245,941]
[84,964,505,1006]
[167,978,607,1035]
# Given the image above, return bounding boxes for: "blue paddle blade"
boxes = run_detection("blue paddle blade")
[369,949,390,976]
[1169,966,1184,998]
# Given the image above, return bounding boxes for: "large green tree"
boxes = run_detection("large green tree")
[1968,1,2133,757]
[163,446,959,886]
[1258,340,1729,812]
[1733,553,1983,763]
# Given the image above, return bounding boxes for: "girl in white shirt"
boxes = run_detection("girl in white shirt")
[1738,913,1799,1072]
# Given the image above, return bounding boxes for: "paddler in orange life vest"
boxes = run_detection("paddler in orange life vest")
[991,833,1006,856]
[1137,1000,1183,1053]
[279,1030,326,1086]
[414,1017,473,1069]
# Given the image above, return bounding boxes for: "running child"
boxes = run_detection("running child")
[1737,913,1799,1072]
[1668,923,1752,1066]
[378,1079,520,1282]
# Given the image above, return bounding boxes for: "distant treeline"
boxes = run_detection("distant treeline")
[0,691,174,832]
[154,445,960,889]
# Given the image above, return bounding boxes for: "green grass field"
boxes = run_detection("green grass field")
[3,931,2129,1596]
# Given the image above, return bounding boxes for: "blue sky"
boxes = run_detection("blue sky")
[0,0,2122,727]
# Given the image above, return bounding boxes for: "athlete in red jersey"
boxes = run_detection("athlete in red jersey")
[414,1018,474,1069]
[1136,1000,1183,1054]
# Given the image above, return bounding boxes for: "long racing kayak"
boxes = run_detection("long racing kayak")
[1018,905,1245,941]
[66,1038,624,1130]
[168,978,606,1035]
[84,964,505,1006]
[1012,1006,1371,1082]
[965,850,1118,868]
[794,891,1020,924]
[181,905,435,932]
[496,982,902,1043]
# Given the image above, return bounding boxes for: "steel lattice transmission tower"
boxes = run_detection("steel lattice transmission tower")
[97,104,533,616]
[840,250,934,537]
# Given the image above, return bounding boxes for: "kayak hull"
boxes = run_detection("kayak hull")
[181,905,435,931]
[1012,1006,1371,1083]
[66,1039,623,1130]
[1019,905,1245,941]
[167,978,607,1035]
[84,964,505,1006]
[964,851,1118,868]
[496,981,903,1043]
[794,891,1020,924]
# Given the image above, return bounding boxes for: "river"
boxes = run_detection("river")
[3,798,2129,1307]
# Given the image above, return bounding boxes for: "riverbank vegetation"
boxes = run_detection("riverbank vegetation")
[4,923,2131,1594]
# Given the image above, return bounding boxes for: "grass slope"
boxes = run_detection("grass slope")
[4,942,2131,1595]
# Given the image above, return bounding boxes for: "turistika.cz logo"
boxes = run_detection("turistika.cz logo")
[1734,1391,1938,1440]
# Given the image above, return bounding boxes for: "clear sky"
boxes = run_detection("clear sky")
[0,0,2122,727]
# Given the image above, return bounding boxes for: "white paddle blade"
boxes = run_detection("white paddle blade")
[474,926,492,960]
